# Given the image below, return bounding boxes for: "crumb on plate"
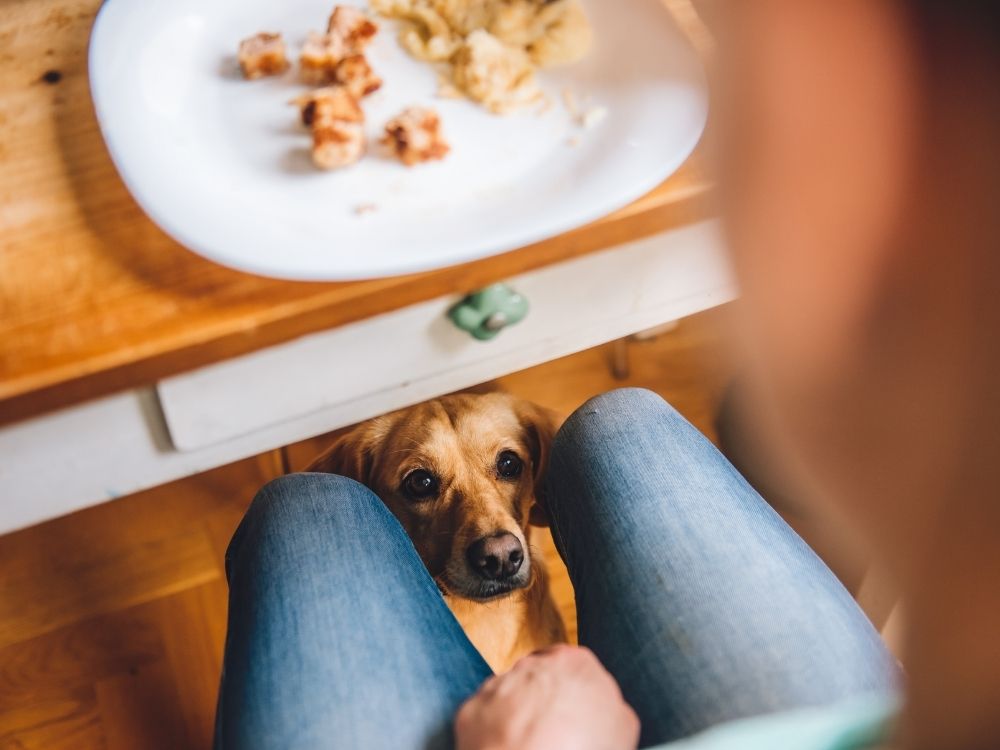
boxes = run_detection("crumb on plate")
[561,87,579,118]
[579,104,608,129]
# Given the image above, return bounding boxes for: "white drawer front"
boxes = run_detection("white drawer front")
[0,221,734,534]
[158,221,734,451]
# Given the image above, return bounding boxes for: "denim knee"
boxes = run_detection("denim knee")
[225,472,386,577]
[252,472,381,523]
[554,388,685,454]
[545,389,707,524]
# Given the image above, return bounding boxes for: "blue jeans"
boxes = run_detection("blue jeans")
[215,389,898,749]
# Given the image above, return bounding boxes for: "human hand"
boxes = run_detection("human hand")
[455,644,640,750]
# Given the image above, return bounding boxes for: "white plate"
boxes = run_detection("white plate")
[89,0,707,280]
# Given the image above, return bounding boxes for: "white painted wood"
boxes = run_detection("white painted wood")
[0,221,735,534]
[159,221,735,451]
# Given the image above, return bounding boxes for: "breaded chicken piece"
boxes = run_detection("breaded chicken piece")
[299,31,347,85]
[301,6,379,84]
[293,87,366,169]
[313,120,366,169]
[382,106,449,166]
[293,85,364,126]
[334,54,382,98]
[327,5,379,49]
[238,32,289,79]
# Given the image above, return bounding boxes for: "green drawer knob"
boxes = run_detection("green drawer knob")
[448,283,529,340]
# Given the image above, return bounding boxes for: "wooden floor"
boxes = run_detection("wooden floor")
[0,306,736,750]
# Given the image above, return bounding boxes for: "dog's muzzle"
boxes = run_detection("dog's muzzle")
[466,531,524,581]
[451,531,530,599]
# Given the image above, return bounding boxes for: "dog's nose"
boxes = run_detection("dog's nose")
[466,533,524,581]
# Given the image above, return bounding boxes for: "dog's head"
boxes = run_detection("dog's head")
[310,393,559,601]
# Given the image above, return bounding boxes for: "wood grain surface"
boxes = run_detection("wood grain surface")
[0,0,714,426]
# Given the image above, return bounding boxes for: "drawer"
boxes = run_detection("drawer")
[157,221,734,451]
[0,221,732,534]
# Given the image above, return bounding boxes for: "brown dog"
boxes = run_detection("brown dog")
[308,392,566,672]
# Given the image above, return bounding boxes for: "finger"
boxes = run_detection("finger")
[476,669,529,702]
[474,674,503,699]
[491,668,531,699]
[526,642,575,659]
[453,697,481,744]
[508,643,572,673]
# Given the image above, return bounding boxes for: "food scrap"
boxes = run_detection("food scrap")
[452,29,539,114]
[436,73,463,99]
[370,0,591,113]
[370,0,591,66]
[294,87,367,169]
[579,105,607,130]
[299,31,346,85]
[300,5,379,84]
[561,87,608,142]
[382,107,450,166]
[561,87,580,119]
[328,5,379,47]
[238,32,289,79]
[238,5,455,171]
[334,54,383,98]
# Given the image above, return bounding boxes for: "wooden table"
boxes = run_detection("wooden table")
[0,0,727,533]
[0,0,714,426]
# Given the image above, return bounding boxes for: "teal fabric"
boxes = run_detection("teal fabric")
[653,696,898,750]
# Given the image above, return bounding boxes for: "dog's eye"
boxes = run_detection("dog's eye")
[403,469,439,500]
[496,450,523,479]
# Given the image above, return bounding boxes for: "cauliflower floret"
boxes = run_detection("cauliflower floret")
[452,30,540,114]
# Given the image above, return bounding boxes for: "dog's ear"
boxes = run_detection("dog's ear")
[306,416,394,486]
[514,399,562,527]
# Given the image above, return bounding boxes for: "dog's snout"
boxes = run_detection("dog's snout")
[466,532,524,581]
